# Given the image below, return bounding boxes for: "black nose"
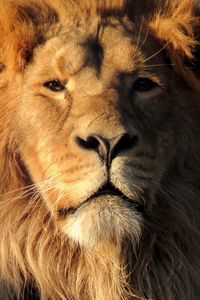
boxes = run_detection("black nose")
[76,133,139,166]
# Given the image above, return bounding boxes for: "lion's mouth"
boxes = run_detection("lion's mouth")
[95,182,124,197]
[58,183,145,218]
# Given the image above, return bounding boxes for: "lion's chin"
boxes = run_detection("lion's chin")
[59,195,143,249]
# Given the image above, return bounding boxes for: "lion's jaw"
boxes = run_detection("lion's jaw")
[61,195,142,248]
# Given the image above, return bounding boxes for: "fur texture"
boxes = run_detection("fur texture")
[0,0,200,299]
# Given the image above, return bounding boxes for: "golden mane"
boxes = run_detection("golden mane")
[0,0,200,299]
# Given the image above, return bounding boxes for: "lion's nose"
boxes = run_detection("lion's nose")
[76,133,139,166]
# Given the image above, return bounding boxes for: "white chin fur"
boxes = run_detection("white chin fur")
[62,195,143,249]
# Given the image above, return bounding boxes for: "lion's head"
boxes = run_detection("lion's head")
[0,0,200,299]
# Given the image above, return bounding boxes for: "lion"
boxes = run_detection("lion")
[0,0,200,299]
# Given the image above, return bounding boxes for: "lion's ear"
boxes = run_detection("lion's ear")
[149,0,199,60]
[0,0,58,72]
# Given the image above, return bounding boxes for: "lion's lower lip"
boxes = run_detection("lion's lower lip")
[58,183,145,218]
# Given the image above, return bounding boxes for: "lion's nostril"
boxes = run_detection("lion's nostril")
[110,133,139,162]
[76,136,100,150]
[87,136,102,149]
[76,135,109,162]
[75,132,139,166]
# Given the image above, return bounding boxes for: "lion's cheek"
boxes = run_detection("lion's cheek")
[19,142,108,212]
[44,168,107,212]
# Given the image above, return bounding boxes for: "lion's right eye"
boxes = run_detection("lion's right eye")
[132,78,158,93]
[44,80,65,92]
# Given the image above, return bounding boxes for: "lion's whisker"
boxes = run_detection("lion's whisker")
[135,17,144,52]
[141,63,175,68]
[143,43,168,63]
[139,26,149,49]
[0,174,61,198]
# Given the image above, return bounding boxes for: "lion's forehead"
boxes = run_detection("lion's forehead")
[33,19,161,82]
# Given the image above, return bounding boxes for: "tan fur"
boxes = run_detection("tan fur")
[0,0,200,299]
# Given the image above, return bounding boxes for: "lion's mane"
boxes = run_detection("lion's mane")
[0,1,200,299]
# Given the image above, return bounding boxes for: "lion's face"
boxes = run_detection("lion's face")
[15,17,183,247]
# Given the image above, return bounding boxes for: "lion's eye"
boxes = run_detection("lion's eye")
[44,80,65,92]
[132,78,158,93]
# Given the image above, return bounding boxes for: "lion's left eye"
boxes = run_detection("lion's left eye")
[44,80,65,92]
[132,78,158,93]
